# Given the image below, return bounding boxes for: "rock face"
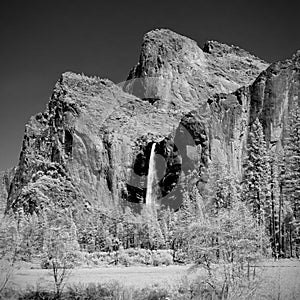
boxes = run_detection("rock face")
[248,51,300,147]
[5,29,300,212]
[124,29,268,113]
[6,72,180,212]
[0,168,15,214]
[178,51,300,191]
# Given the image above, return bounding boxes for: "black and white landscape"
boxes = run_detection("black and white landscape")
[0,1,300,299]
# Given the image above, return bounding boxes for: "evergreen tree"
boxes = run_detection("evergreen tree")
[268,152,283,257]
[242,118,271,225]
[171,169,205,261]
[205,161,239,216]
[281,103,300,257]
[157,207,177,249]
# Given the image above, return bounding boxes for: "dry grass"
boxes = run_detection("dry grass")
[6,260,300,299]
[255,259,300,299]
[10,265,190,291]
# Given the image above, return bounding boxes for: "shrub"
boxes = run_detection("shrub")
[67,282,133,299]
[40,257,51,269]
[135,248,153,265]
[64,250,85,267]
[118,251,133,266]
[40,248,174,268]
[138,284,170,300]
[18,289,55,300]
[40,256,75,269]
[152,250,173,266]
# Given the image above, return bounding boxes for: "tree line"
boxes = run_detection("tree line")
[243,103,300,258]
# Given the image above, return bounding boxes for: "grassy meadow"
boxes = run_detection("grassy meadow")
[1,259,299,299]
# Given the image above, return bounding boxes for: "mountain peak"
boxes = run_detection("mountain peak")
[125,29,269,111]
[143,28,198,48]
[137,28,206,73]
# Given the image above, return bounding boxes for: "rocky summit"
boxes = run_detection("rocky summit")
[2,29,299,213]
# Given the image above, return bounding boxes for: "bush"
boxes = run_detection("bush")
[152,250,173,266]
[18,289,55,300]
[40,258,51,269]
[64,250,85,267]
[67,282,115,299]
[115,249,173,267]
[40,248,174,268]
[16,282,175,300]
[134,248,153,265]
[40,257,75,269]
[118,251,133,266]
[138,284,170,300]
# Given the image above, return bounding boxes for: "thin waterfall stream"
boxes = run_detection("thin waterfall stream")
[145,143,156,205]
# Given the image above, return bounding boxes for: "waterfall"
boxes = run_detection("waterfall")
[145,143,156,205]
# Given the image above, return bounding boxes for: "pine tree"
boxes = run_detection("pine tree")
[268,151,284,257]
[281,103,300,257]
[206,161,239,216]
[157,207,177,249]
[243,118,271,225]
[171,169,206,261]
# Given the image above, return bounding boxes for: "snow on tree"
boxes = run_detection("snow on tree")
[281,103,300,257]
[242,118,271,225]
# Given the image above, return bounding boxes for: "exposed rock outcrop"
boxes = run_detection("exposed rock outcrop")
[248,50,300,147]
[4,29,299,212]
[124,29,268,113]
[0,168,15,214]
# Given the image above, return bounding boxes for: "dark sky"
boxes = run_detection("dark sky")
[0,0,299,171]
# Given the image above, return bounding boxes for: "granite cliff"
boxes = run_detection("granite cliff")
[0,168,15,214]
[4,29,299,213]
